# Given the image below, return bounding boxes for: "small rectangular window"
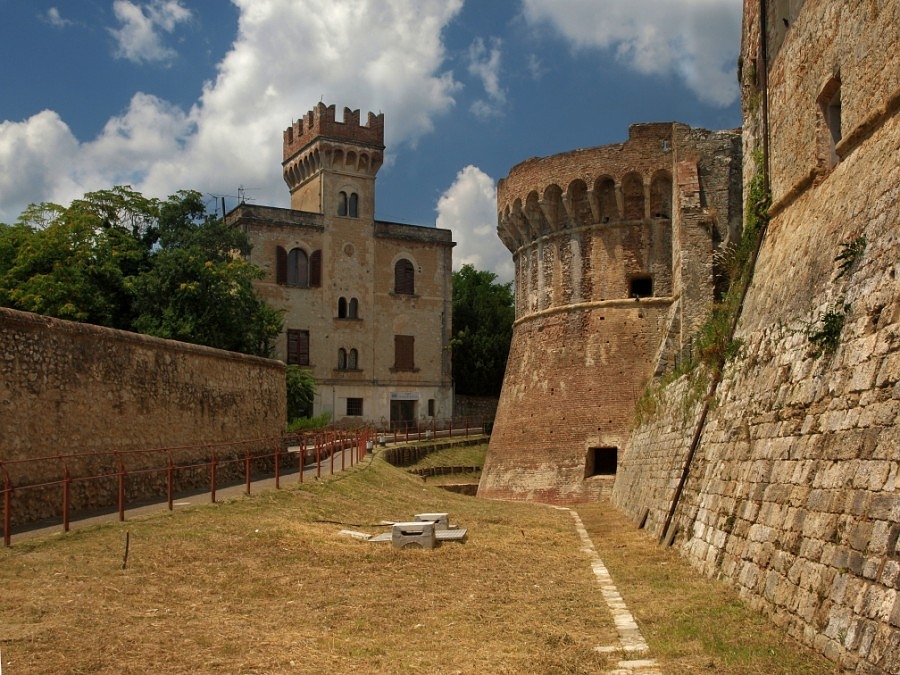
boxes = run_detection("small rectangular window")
[393,335,415,371]
[346,398,363,416]
[287,329,310,366]
[585,447,617,478]
[428,398,435,417]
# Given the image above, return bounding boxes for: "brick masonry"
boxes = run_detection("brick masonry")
[614,2,900,672]
[0,307,286,524]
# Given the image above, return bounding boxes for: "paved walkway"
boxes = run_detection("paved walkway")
[8,445,367,545]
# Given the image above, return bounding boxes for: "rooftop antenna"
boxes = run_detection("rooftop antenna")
[237,185,258,204]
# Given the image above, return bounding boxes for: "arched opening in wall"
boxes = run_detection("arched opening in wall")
[649,171,672,219]
[348,297,359,319]
[622,173,645,221]
[348,348,358,370]
[394,258,415,295]
[818,76,842,170]
[585,447,617,477]
[542,184,564,231]
[595,177,618,223]
[287,248,309,287]
[629,276,653,299]
[338,191,348,216]
[338,297,347,318]
[567,179,590,228]
[524,191,547,239]
[337,348,347,370]
[348,192,359,217]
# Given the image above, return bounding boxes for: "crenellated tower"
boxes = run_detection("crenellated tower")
[282,103,385,217]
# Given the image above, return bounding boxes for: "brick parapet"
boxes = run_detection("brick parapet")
[283,103,384,162]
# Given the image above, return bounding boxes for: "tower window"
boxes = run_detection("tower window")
[348,297,359,319]
[348,192,358,218]
[337,348,347,370]
[394,258,415,295]
[287,329,310,366]
[287,248,309,288]
[348,348,358,370]
[338,297,347,318]
[338,191,348,216]
[818,77,842,169]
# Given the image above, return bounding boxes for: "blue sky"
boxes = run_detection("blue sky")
[0,0,742,282]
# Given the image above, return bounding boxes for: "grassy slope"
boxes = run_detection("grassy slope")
[0,448,834,674]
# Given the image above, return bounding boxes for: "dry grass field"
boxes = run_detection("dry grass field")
[0,448,835,674]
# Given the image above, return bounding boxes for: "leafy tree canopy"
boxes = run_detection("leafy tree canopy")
[451,264,515,397]
[0,186,282,357]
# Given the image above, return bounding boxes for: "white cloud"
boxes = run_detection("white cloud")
[467,37,507,119]
[44,8,74,28]
[109,0,192,64]
[521,0,741,107]
[436,165,513,283]
[0,0,464,222]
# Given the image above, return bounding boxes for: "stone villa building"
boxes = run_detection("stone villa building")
[229,104,455,427]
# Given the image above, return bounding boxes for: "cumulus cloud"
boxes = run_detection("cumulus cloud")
[0,0,464,222]
[521,0,741,107]
[109,0,192,64]
[436,165,513,283]
[467,37,507,119]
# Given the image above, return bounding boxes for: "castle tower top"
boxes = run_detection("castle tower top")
[283,102,385,162]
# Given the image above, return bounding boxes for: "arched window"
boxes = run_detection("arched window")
[287,248,309,287]
[309,250,322,287]
[348,193,359,218]
[338,297,347,318]
[622,174,645,221]
[338,191,348,216]
[348,297,359,319]
[337,348,347,370]
[394,258,415,295]
[596,177,618,223]
[649,172,672,219]
[348,348,358,370]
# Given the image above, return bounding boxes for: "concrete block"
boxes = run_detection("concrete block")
[391,521,437,549]
[414,512,450,530]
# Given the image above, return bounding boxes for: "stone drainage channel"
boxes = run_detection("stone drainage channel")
[559,507,662,675]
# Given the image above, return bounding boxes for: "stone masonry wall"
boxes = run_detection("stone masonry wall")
[0,307,286,525]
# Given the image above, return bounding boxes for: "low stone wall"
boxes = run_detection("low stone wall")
[453,395,498,425]
[0,308,286,526]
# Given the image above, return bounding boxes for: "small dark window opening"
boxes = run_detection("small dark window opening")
[346,397,363,416]
[337,348,347,370]
[824,88,842,166]
[585,447,617,478]
[348,193,359,218]
[630,276,653,299]
[338,297,347,318]
[338,191,348,216]
[348,348,358,370]
[348,297,359,319]
[428,398,435,417]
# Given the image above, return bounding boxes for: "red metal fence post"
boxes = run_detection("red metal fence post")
[341,433,346,471]
[3,468,11,547]
[63,462,71,533]
[299,435,304,484]
[210,450,218,503]
[245,447,252,496]
[316,436,322,479]
[330,434,335,474]
[117,452,126,522]
[274,438,281,489]
[167,452,174,511]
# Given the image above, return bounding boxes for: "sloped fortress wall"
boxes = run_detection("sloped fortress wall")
[479,123,741,502]
[614,1,900,671]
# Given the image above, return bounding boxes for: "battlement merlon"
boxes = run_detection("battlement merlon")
[283,103,385,162]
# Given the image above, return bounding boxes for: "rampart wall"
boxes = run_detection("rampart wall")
[614,2,900,670]
[0,307,286,524]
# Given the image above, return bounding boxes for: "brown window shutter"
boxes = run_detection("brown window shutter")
[310,250,322,287]
[394,335,414,370]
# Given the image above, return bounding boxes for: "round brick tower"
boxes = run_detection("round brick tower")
[478,122,742,503]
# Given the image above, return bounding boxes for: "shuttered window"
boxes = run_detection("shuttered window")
[287,329,310,365]
[394,259,414,295]
[393,335,415,371]
[309,250,322,287]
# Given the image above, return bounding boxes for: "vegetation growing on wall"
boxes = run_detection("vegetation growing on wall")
[635,150,770,425]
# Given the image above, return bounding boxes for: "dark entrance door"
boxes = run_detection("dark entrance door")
[390,399,417,431]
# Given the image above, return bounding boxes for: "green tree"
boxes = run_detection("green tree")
[0,186,282,358]
[451,264,515,396]
[285,365,316,421]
